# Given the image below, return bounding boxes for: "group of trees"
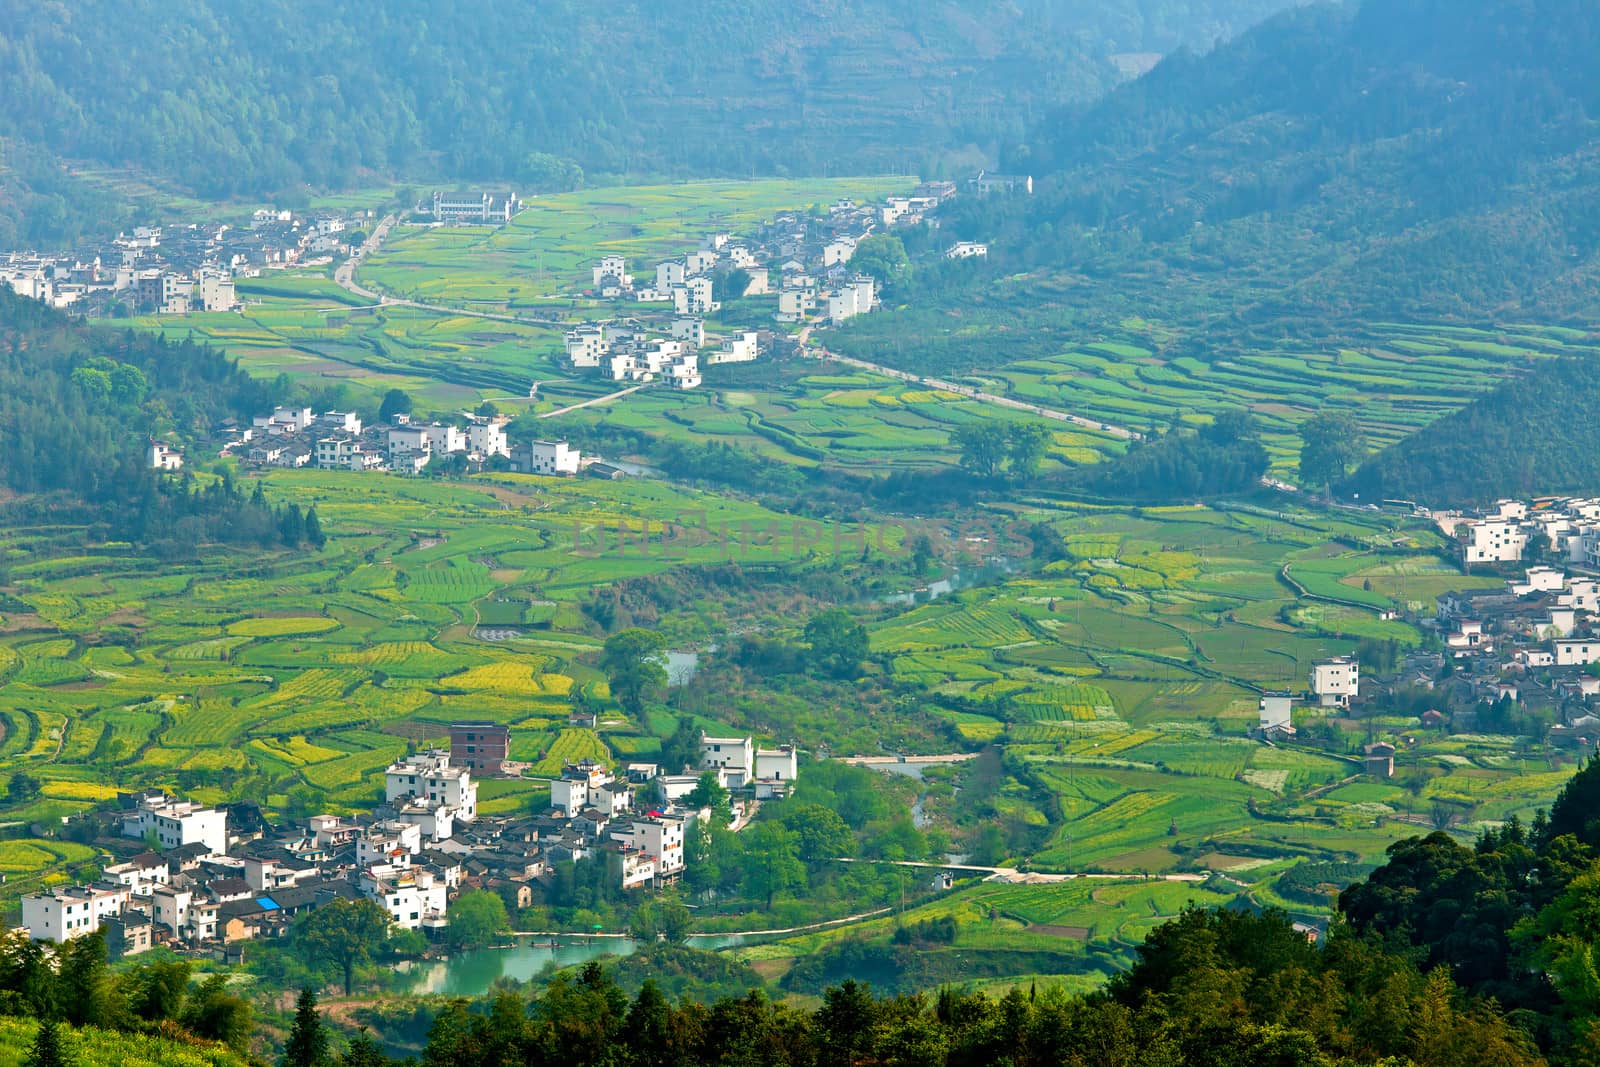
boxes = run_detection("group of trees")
[0,930,253,1057]
[1068,409,1270,500]
[0,289,315,556]
[953,421,1053,481]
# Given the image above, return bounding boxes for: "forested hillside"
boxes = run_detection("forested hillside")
[915,0,1600,335]
[0,0,1298,243]
[1344,356,1600,505]
[0,288,305,554]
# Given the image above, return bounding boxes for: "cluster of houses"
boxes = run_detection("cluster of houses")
[1249,495,1600,768]
[1436,498,1600,569]
[19,723,799,954]
[214,405,584,478]
[2,208,366,315]
[563,317,765,388]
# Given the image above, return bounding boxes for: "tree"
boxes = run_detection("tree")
[850,234,912,288]
[447,890,511,950]
[685,770,730,813]
[1299,411,1366,492]
[659,715,702,775]
[741,822,805,908]
[599,628,668,716]
[128,959,191,1023]
[7,772,42,804]
[954,422,1009,479]
[293,897,392,995]
[22,1019,68,1067]
[631,900,692,944]
[179,974,253,1055]
[339,1029,391,1067]
[378,389,413,423]
[1005,423,1053,479]
[781,803,854,863]
[804,608,869,680]
[304,505,326,549]
[282,988,330,1067]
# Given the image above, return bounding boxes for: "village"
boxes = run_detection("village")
[0,207,378,316]
[559,179,984,389]
[1255,495,1600,778]
[19,725,797,959]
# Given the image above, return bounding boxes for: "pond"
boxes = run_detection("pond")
[665,643,717,687]
[884,561,1016,605]
[403,933,752,997]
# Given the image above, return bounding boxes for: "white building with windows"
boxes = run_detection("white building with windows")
[945,242,989,260]
[385,751,477,821]
[362,865,448,931]
[708,331,760,365]
[700,733,754,788]
[22,885,131,944]
[123,795,228,855]
[754,744,798,782]
[593,255,633,290]
[467,419,510,459]
[1310,657,1360,707]
[514,439,581,476]
[1555,639,1600,667]
[147,441,184,471]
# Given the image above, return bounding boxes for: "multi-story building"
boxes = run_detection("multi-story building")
[430,191,521,225]
[466,420,510,459]
[449,721,510,776]
[21,884,131,943]
[593,255,633,290]
[385,751,477,821]
[362,865,449,931]
[1310,657,1360,707]
[511,439,581,476]
[122,795,228,855]
[700,733,754,788]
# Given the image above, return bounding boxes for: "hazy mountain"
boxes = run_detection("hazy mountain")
[0,0,1297,242]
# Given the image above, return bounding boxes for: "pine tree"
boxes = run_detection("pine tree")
[23,1019,69,1067]
[304,505,326,549]
[282,988,330,1067]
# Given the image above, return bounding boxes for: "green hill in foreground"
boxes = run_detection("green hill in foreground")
[1344,355,1600,505]
[0,1017,247,1067]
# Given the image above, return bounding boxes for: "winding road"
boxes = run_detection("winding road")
[335,215,566,328]
[800,327,1143,442]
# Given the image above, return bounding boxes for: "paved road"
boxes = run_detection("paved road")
[537,385,644,419]
[334,215,567,328]
[836,857,1206,884]
[800,327,1142,442]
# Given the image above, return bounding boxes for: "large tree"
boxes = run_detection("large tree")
[1298,411,1367,492]
[804,608,869,680]
[293,898,392,996]
[600,628,668,716]
[740,823,805,908]
[447,890,512,951]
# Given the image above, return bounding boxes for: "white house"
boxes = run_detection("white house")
[741,267,771,296]
[22,885,131,944]
[516,439,581,476]
[822,238,857,267]
[700,733,754,788]
[357,820,425,867]
[754,744,798,782]
[103,853,171,897]
[385,751,477,821]
[551,759,612,817]
[317,410,363,435]
[671,277,717,316]
[656,260,687,290]
[123,795,228,855]
[1555,639,1600,667]
[669,317,706,346]
[708,332,760,365]
[664,353,702,390]
[1459,519,1530,564]
[593,255,633,290]
[362,865,448,931]
[151,886,218,944]
[1259,693,1294,732]
[945,242,989,260]
[685,250,718,276]
[1310,658,1360,707]
[565,324,609,368]
[467,420,510,459]
[622,816,685,878]
[147,441,184,471]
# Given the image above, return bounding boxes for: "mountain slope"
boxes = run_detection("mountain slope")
[0,0,1298,243]
[1344,355,1600,505]
[1009,0,1600,324]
